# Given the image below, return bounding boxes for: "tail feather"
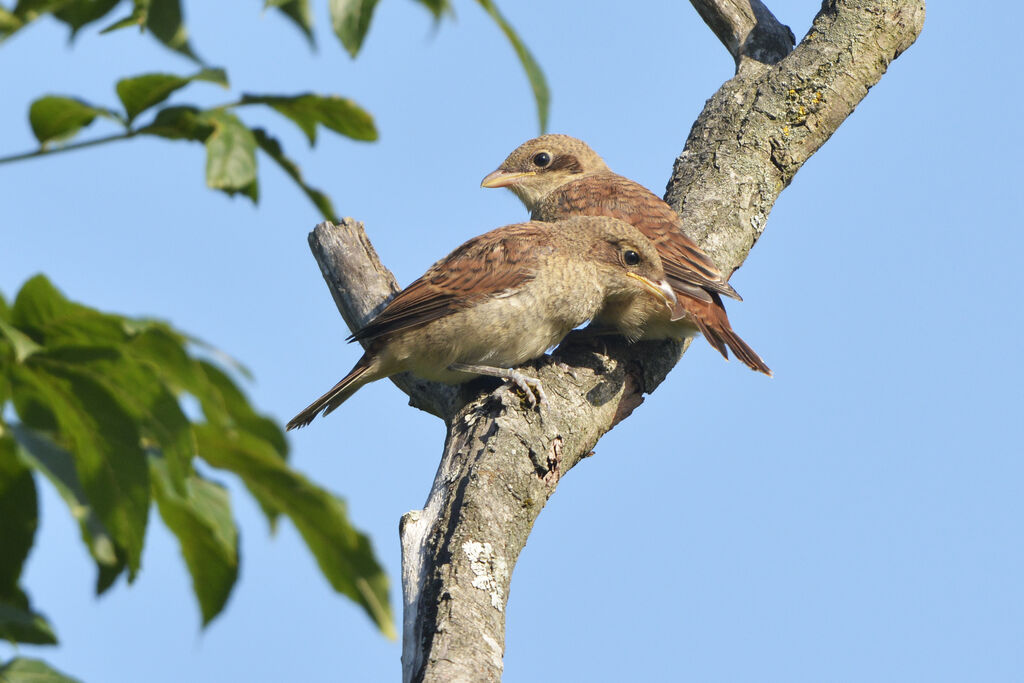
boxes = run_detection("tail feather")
[286,356,376,430]
[693,315,731,360]
[689,295,772,376]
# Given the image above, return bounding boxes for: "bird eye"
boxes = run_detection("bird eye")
[623,250,641,266]
[532,152,551,168]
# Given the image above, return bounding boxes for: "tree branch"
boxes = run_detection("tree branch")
[667,0,925,277]
[689,0,795,69]
[0,131,137,166]
[303,2,924,680]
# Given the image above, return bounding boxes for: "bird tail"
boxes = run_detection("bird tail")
[690,294,772,376]
[286,355,377,430]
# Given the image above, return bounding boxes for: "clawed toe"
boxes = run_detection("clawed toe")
[508,370,547,408]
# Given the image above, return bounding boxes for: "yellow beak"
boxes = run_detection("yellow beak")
[627,273,678,314]
[480,169,537,188]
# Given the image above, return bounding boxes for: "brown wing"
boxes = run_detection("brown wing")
[538,172,741,301]
[349,223,552,343]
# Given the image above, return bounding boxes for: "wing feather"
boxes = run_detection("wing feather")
[349,223,553,343]
[537,173,741,301]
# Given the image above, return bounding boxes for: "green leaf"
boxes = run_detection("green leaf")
[11,425,125,585]
[475,0,549,132]
[124,326,208,396]
[53,0,121,39]
[4,277,295,595]
[239,93,377,145]
[200,110,258,202]
[124,331,285,527]
[329,0,379,57]
[192,361,286,531]
[194,425,394,637]
[151,459,238,626]
[10,0,69,21]
[0,357,10,407]
[138,105,214,142]
[100,0,146,34]
[196,361,286,459]
[8,278,192,492]
[0,587,57,646]
[266,0,314,46]
[0,0,68,38]
[0,9,25,37]
[0,657,81,683]
[11,275,127,348]
[28,96,118,146]
[252,128,337,220]
[116,68,227,123]
[145,0,199,62]
[100,0,199,60]
[124,328,285,460]
[12,365,149,577]
[34,346,194,493]
[180,332,253,381]
[0,318,43,362]
[410,0,449,19]
[0,437,37,599]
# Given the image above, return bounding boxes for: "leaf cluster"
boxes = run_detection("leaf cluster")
[0,0,551,677]
[0,276,394,660]
[23,70,377,220]
[0,0,548,217]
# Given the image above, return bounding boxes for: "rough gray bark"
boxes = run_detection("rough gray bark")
[668,0,926,277]
[690,0,795,68]
[304,1,925,681]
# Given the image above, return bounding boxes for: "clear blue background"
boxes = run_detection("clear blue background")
[3,1,1021,681]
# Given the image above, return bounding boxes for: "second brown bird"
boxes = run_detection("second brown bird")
[482,134,771,375]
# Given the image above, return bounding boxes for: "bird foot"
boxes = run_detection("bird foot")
[507,368,548,408]
[448,362,547,410]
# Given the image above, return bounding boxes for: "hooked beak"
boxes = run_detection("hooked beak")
[480,169,536,188]
[626,273,678,315]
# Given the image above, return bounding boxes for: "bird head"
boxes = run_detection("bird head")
[481,134,610,212]
[558,217,677,320]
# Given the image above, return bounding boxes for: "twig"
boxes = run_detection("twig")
[0,131,137,165]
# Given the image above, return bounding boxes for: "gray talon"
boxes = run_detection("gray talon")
[509,370,547,408]
[447,362,547,410]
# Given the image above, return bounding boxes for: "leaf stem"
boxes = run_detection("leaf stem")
[0,131,139,166]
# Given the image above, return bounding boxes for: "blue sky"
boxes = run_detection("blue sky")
[2,1,1022,681]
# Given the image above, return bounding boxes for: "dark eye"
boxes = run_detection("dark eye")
[623,250,641,266]
[532,152,551,168]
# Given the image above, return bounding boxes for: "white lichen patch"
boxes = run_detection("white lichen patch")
[462,540,506,611]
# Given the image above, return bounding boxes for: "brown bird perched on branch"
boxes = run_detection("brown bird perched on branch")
[481,134,771,375]
[287,216,679,430]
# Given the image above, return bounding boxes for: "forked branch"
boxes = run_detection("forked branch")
[305,2,924,681]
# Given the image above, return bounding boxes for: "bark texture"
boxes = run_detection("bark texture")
[303,2,925,681]
[690,0,795,68]
[668,0,926,277]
